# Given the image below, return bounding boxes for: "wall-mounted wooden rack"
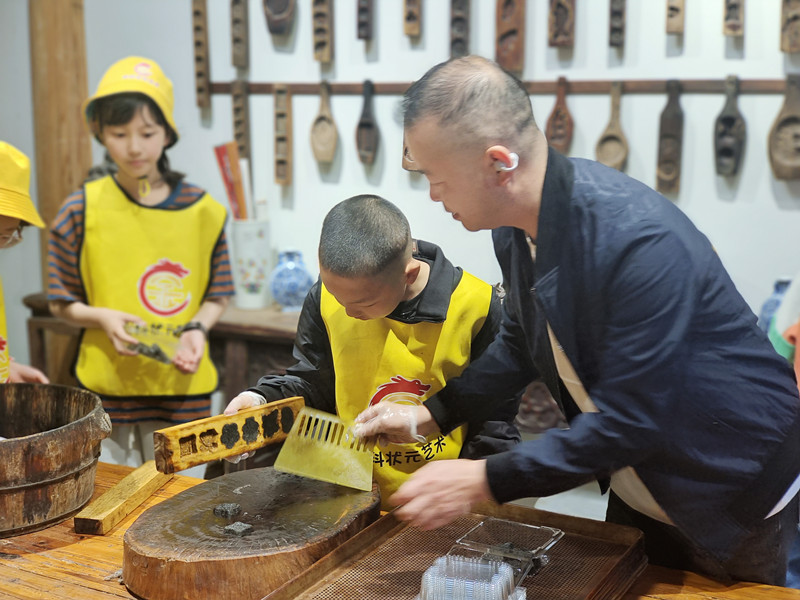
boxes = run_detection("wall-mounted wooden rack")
[209,78,791,97]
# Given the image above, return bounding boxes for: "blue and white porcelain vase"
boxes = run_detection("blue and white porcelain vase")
[269,249,314,311]
[757,277,792,333]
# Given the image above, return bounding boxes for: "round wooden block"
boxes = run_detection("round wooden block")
[123,467,381,600]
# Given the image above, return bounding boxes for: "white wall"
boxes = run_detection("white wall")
[1,0,800,367]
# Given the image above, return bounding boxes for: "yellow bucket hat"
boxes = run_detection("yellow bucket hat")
[83,56,178,147]
[0,142,45,228]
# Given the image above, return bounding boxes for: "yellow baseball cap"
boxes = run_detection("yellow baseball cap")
[0,142,45,228]
[83,56,178,147]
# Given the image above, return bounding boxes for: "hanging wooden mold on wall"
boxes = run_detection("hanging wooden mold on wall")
[192,0,211,108]
[714,75,746,177]
[768,75,800,180]
[404,0,422,37]
[546,77,574,155]
[313,0,334,63]
[656,80,684,194]
[722,0,744,37]
[274,84,293,185]
[231,0,249,68]
[781,0,800,52]
[263,0,296,36]
[357,0,373,40]
[609,0,626,48]
[495,0,525,74]
[596,82,628,171]
[666,0,685,35]
[310,81,338,164]
[549,0,575,48]
[356,80,379,165]
[231,79,251,161]
[450,0,470,58]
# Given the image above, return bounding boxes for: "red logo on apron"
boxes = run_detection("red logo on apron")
[137,259,191,316]
[369,375,432,407]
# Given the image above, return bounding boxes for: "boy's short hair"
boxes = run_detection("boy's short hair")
[319,195,412,278]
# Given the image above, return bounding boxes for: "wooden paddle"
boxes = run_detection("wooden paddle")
[666,0,685,35]
[782,0,800,52]
[356,80,379,165]
[769,75,800,180]
[549,0,575,47]
[714,75,746,177]
[609,0,626,47]
[546,76,574,155]
[357,0,373,40]
[274,84,293,185]
[264,0,296,35]
[723,0,743,37]
[192,0,211,108]
[495,0,525,74]
[450,0,470,57]
[596,81,629,171]
[310,80,338,164]
[656,79,684,194]
[404,0,422,37]
[231,79,251,161]
[231,0,249,68]
[313,0,334,63]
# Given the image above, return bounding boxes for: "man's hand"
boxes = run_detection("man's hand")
[389,459,494,530]
[354,402,440,446]
[8,361,49,384]
[222,391,266,463]
[173,329,205,374]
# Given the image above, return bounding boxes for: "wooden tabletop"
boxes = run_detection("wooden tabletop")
[0,462,798,599]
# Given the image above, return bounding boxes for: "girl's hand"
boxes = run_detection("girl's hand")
[173,329,205,373]
[8,360,49,384]
[96,308,145,355]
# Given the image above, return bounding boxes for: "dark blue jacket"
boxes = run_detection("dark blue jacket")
[426,149,800,562]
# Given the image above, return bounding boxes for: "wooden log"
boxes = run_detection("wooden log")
[153,396,303,473]
[73,461,172,535]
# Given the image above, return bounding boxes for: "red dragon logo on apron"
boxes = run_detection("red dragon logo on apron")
[368,375,432,407]
[137,259,191,316]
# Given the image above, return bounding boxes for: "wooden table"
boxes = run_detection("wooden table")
[1,462,797,599]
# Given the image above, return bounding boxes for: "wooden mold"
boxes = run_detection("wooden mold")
[404,0,422,37]
[74,461,172,535]
[657,79,684,194]
[310,80,338,164]
[357,0,373,40]
[313,0,334,63]
[191,0,211,108]
[264,0,296,35]
[274,84,293,185]
[714,75,746,177]
[546,76,574,155]
[549,0,575,48]
[769,75,800,180]
[495,0,525,74]
[666,0,685,35]
[782,0,800,53]
[609,0,626,47]
[596,81,629,171]
[356,79,380,165]
[231,79,251,161]
[153,397,303,473]
[231,0,249,68]
[450,0,470,57]
[723,0,744,37]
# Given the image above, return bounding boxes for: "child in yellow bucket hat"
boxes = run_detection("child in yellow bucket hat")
[0,141,49,384]
[46,57,234,469]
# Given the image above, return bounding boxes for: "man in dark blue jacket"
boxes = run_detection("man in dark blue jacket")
[355,56,800,586]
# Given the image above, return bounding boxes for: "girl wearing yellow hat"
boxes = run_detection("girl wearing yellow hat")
[0,141,49,384]
[47,57,234,468]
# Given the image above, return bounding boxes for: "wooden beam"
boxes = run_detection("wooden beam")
[73,461,173,535]
[153,396,304,473]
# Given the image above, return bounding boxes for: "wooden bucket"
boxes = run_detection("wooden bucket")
[0,384,111,537]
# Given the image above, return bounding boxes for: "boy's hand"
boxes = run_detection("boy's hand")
[354,402,439,446]
[8,360,49,384]
[173,329,205,373]
[96,308,145,355]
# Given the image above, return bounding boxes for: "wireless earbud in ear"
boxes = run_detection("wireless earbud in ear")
[495,152,519,172]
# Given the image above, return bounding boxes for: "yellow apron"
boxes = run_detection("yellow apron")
[0,277,9,383]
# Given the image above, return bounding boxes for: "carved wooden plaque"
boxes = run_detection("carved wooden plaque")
[231,0,249,68]
[356,80,379,165]
[549,0,575,47]
[723,0,744,36]
[714,75,746,177]
[546,77,574,155]
[451,0,470,58]
[666,0,685,34]
[231,79,251,161]
[495,0,525,74]
[274,84,293,185]
[264,0,296,35]
[596,81,628,171]
[769,75,800,179]
[310,80,338,164]
[192,0,211,108]
[781,0,800,52]
[313,0,334,63]
[609,0,626,47]
[656,80,684,194]
[357,0,373,40]
[404,0,422,37]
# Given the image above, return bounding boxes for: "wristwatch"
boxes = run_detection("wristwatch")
[178,321,208,338]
